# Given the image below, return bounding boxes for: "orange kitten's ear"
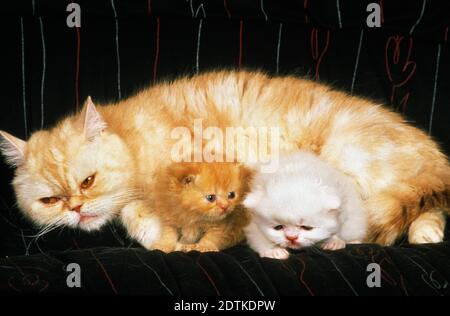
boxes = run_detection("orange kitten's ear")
[181,175,195,185]
[167,162,199,184]
[0,130,27,167]
[78,96,107,141]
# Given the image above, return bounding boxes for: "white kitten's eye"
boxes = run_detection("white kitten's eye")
[273,225,284,230]
[300,225,314,231]
[40,197,60,205]
[81,174,96,190]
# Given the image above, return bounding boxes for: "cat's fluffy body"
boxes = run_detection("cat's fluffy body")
[152,161,251,252]
[1,70,449,248]
[244,151,367,259]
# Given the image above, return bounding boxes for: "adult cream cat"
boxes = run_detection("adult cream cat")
[1,71,449,249]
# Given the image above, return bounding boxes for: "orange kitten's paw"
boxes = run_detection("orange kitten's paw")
[321,236,346,251]
[152,243,177,253]
[179,243,219,253]
[408,212,445,244]
[260,248,289,259]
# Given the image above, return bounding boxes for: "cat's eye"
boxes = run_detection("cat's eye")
[300,225,314,231]
[227,191,236,199]
[273,225,284,230]
[81,174,96,189]
[40,197,60,205]
[205,194,216,203]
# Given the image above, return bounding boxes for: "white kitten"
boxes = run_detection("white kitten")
[243,151,367,259]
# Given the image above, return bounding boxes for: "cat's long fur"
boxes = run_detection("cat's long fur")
[1,70,449,247]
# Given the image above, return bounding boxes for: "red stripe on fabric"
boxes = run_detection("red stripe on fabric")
[75,27,80,110]
[238,20,243,69]
[153,17,160,82]
[90,250,119,295]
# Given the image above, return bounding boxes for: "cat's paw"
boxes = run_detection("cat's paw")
[152,243,177,253]
[321,236,346,250]
[121,201,161,249]
[179,243,219,253]
[408,211,445,244]
[260,248,289,259]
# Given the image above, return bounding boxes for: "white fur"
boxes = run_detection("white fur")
[243,150,367,259]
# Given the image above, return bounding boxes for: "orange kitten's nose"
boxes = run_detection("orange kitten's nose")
[71,205,83,213]
[217,201,229,212]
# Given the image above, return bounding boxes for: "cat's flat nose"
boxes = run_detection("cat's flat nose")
[71,205,83,213]
[286,235,298,242]
[218,202,229,212]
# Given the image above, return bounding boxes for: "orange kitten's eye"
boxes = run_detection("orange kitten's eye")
[227,191,236,199]
[81,174,96,189]
[300,225,314,231]
[273,225,284,230]
[40,197,60,205]
[205,194,216,203]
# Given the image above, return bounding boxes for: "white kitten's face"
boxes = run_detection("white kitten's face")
[252,213,337,249]
[244,175,340,249]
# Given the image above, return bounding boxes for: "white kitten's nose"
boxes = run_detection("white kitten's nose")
[286,235,298,242]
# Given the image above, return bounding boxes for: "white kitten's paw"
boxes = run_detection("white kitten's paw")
[321,236,346,251]
[260,248,289,259]
[408,212,445,244]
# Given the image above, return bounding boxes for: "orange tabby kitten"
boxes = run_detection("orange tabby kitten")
[152,161,251,252]
[1,70,449,249]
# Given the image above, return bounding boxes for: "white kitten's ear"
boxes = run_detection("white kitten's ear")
[243,190,263,209]
[0,130,27,167]
[324,194,341,210]
[79,96,107,141]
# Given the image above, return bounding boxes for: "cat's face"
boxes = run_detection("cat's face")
[244,175,340,249]
[0,99,137,232]
[166,162,251,221]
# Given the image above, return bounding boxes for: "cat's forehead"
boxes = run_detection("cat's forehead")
[196,163,242,186]
[23,129,93,190]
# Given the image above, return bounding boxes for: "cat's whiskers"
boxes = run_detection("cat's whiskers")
[27,215,66,242]
[83,189,141,216]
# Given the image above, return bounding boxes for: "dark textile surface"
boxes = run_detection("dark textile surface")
[0,0,449,295]
[1,242,450,295]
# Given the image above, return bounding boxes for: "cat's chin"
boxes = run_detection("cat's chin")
[67,212,111,232]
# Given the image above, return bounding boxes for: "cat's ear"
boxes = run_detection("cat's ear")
[0,130,27,167]
[78,96,107,141]
[323,194,341,210]
[243,189,263,209]
[181,175,195,185]
[321,185,341,210]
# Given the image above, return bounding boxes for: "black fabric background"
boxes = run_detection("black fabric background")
[0,0,449,295]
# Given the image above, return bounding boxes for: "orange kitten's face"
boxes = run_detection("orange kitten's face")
[1,100,137,232]
[167,162,251,220]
